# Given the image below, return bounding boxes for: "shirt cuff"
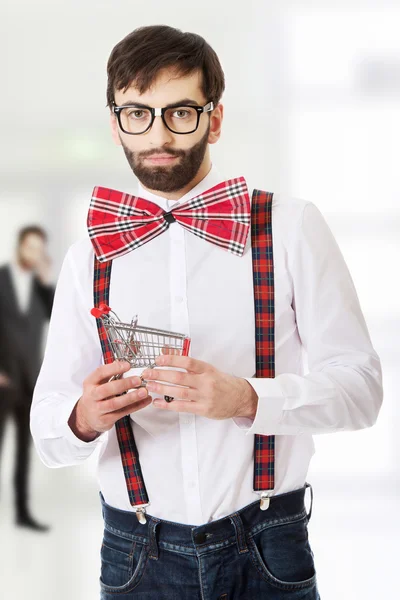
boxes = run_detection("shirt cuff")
[61,396,105,448]
[232,377,285,435]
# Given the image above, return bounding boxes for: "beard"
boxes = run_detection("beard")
[120,125,210,194]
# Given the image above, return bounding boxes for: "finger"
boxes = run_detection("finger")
[153,398,202,414]
[102,396,153,425]
[154,354,207,373]
[161,345,180,356]
[85,361,131,386]
[94,375,143,401]
[141,368,195,387]
[99,387,151,415]
[146,382,196,401]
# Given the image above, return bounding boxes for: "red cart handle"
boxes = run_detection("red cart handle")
[91,303,111,318]
[182,337,191,357]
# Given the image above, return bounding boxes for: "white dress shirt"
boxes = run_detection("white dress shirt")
[9,260,33,313]
[30,164,383,525]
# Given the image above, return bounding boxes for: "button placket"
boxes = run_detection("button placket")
[179,415,203,523]
[169,224,189,332]
[167,223,202,523]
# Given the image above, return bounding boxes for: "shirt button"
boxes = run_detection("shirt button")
[188,481,196,489]
[175,296,184,303]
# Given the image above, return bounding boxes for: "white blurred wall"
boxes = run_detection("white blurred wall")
[0,1,398,598]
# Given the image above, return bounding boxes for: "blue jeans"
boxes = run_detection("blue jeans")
[99,484,320,599]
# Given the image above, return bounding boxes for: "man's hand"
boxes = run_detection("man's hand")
[141,355,258,420]
[34,252,52,286]
[68,361,152,442]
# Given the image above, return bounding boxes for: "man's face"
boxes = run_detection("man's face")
[110,68,222,194]
[18,234,46,270]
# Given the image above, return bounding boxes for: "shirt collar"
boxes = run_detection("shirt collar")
[136,163,226,211]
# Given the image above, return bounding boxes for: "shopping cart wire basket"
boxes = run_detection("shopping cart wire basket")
[91,303,191,401]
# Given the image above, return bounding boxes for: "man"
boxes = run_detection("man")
[0,225,54,531]
[31,25,382,598]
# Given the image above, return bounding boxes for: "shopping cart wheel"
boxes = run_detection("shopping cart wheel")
[164,395,174,403]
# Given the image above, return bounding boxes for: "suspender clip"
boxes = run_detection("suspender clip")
[260,492,271,511]
[135,506,149,525]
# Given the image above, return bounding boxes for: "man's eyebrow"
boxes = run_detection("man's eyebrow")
[117,98,201,108]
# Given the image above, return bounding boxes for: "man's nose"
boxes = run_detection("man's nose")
[147,115,175,146]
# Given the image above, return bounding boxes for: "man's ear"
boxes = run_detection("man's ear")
[208,103,224,145]
[110,113,122,146]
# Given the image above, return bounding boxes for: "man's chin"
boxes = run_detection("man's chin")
[132,165,182,192]
[135,176,182,194]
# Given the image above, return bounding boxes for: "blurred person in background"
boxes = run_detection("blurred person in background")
[31,25,382,598]
[0,225,54,531]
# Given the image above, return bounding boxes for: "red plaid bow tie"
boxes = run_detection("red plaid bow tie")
[87,176,251,262]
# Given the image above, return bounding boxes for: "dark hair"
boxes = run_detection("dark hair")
[106,25,225,109]
[18,225,47,246]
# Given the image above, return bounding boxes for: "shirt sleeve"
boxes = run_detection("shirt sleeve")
[233,202,383,436]
[30,243,106,468]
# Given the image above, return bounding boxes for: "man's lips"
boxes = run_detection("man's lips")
[144,155,179,164]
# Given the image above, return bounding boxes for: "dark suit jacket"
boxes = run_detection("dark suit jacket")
[0,264,55,398]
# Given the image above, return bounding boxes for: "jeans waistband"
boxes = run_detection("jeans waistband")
[99,483,313,558]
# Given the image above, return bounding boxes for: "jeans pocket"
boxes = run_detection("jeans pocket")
[100,525,148,593]
[248,513,317,591]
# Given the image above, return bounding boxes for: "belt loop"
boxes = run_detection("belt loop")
[305,482,314,522]
[229,513,249,554]
[148,517,160,560]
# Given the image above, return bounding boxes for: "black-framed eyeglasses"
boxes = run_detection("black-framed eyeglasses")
[112,101,214,135]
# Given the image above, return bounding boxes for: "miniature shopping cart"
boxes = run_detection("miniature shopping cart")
[91,303,191,401]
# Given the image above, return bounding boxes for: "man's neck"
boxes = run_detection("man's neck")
[139,159,212,201]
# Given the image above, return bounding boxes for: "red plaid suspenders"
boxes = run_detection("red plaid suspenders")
[93,262,150,511]
[92,189,275,519]
[251,189,275,510]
